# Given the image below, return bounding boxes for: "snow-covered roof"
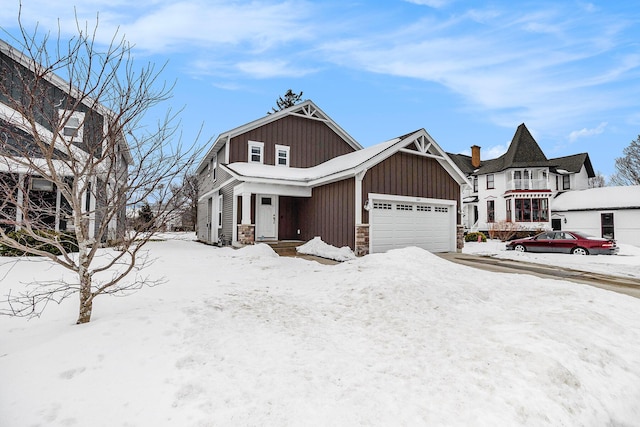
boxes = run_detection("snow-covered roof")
[223,128,470,188]
[224,137,401,184]
[552,186,640,211]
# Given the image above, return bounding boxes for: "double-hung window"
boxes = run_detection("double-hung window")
[275,144,290,167]
[486,174,495,189]
[248,141,264,163]
[59,110,84,142]
[487,200,495,223]
[562,175,570,190]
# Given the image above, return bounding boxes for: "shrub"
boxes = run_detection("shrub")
[488,220,524,242]
[465,232,486,242]
[0,229,79,256]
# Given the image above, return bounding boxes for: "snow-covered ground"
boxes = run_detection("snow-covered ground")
[464,240,640,279]
[2,234,640,426]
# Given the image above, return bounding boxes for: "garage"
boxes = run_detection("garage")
[369,195,456,253]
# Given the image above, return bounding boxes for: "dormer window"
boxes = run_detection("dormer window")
[59,110,84,142]
[248,141,264,164]
[275,144,290,167]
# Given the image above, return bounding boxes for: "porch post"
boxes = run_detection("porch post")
[241,192,252,225]
[238,191,255,245]
[16,173,24,230]
[55,184,61,232]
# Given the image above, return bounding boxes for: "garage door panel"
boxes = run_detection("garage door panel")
[370,198,453,253]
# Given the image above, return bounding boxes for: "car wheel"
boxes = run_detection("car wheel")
[571,247,589,255]
[514,244,526,252]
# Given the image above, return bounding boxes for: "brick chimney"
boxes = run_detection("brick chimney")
[471,145,481,168]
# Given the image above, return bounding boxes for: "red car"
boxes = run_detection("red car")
[505,231,619,255]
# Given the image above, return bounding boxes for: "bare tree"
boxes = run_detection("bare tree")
[0,14,204,323]
[170,173,198,231]
[610,136,640,186]
[588,171,607,188]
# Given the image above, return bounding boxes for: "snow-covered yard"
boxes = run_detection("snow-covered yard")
[2,234,640,426]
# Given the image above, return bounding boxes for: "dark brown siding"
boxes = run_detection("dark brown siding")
[362,152,460,223]
[298,178,355,249]
[228,115,355,167]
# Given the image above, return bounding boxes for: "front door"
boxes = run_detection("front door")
[256,195,277,240]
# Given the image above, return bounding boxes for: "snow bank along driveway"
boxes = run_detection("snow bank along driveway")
[1,238,640,426]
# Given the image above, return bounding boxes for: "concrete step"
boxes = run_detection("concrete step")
[265,240,305,256]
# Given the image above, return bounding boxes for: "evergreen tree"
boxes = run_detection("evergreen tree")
[269,89,303,114]
[136,202,155,231]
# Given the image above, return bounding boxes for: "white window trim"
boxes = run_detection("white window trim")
[217,194,223,229]
[248,140,264,164]
[58,109,85,143]
[209,153,217,181]
[275,144,290,167]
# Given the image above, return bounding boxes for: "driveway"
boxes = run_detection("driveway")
[437,252,640,299]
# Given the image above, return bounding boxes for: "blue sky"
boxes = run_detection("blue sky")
[2,0,640,178]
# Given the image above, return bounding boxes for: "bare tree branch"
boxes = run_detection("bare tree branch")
[0,10,207,323]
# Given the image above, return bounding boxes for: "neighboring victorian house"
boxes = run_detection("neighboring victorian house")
[0,39,131,241]
[196,100,469,255]
[449,123,595,234]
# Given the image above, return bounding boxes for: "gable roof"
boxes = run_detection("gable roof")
[197,100,362,173]
[550,153,595,177]
[223,128,470,188]
[447,123,594,178]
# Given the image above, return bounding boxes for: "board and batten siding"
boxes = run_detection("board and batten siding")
[228,115,356,167]
[298,178,355,249]
[361,151,460,223]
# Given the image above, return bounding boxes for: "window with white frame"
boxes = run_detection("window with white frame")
[275,144,290,167]
[486,174,495,189]
[209,154,217,180]
[31,177,54,191]
[59,110,84,142]
[217,194,223,229]
[248,141,264,163]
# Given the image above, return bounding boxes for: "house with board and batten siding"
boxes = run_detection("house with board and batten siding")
[196,100,469,255]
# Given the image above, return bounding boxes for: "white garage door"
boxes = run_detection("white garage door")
[370,196,455,253]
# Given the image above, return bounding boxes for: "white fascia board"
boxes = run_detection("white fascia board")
[368,192,457,206]
[197,134,227,173]
[233,182,311,198]
[198,177,236,202]
[1,104,91,164]
[0,156,74,176]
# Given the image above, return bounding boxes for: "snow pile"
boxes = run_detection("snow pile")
[296,236,357,261]
[2,238,640,426]
[464,240,640,279]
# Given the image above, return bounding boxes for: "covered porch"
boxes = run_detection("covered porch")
[232,182,312,246]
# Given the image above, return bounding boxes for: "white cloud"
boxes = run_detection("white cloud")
[403,0,452,8]
[235,60,316,79]
[568,122,608,142]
